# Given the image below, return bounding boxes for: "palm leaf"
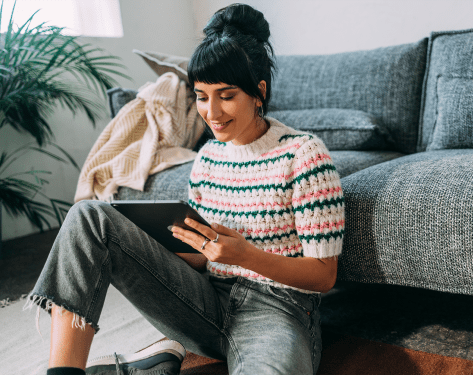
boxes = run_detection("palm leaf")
[50,198,73,225]
[0,143,77,230]
[0,1,131,145]
[0,1,127,231]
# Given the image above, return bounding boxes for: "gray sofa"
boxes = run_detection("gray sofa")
[110,28,473,296]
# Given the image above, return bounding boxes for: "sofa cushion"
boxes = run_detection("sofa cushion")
[270,39,429,154]
[107,87,138,118]
[338,149,473,295]
[427,77,473,150]
[331,150,405,179]
[268,109,393,151]
[116,161,193,201]
[133,50,189,83]
[420,28,473,151]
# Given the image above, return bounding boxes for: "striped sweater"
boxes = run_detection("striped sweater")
[188,117,345,293]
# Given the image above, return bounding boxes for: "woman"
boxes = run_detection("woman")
[26,4,344,375]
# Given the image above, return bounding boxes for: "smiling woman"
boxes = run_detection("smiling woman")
[24,3,344,375]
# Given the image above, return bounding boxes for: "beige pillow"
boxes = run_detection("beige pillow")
[133,49,189,83]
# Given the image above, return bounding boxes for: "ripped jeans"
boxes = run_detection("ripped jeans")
[25,200,323,374]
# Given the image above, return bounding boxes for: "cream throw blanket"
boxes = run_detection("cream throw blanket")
[74,72,205,202]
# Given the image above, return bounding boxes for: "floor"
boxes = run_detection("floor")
[1,229,472,360]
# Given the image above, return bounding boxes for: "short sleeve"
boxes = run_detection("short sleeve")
[291,138,345,258]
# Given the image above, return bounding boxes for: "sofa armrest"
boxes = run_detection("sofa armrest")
[338,149,473,295]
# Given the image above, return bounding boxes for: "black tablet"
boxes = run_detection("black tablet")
[111,200,211,253]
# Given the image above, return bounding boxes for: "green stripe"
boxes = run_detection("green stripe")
[252,230,297,243]
[299,229,345,242]
[200,152,296,168]
[189,164,338,192]
[292,164,337,184]
[189,201,292,220]
[293,197,345,213]
[210,140,226,146]
[279,252,303,258]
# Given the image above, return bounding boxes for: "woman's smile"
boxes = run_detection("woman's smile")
[210,119,232,131]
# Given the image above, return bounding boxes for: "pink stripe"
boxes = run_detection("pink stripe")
[296,220,345,232]
[238,224,295,236]
[292,187,343,204]
[260,143,301,158]
[264,244,303,254]
[202,197,289,210]
[203,150,228,159]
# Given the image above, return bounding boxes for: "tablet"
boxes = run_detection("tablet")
[111,200,211,253]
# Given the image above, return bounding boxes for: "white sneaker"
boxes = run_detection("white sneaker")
[85,338,186,374]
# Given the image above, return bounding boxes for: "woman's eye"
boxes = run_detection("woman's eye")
[196,97,208,102]
[221,96,234,101]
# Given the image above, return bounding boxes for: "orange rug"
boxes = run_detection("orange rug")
[180,332,473,374]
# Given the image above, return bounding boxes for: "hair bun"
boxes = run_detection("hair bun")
[204,3,270,43]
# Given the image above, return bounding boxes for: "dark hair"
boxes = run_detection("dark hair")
[188,3,276,115]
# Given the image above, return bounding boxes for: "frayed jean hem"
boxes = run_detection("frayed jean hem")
[23,293,99,338]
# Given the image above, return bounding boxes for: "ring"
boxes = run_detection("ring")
[201,238,210,250]
[212,233,219,243]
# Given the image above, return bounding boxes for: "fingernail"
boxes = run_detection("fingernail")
[167,226,174,232]
[212,223,218,229]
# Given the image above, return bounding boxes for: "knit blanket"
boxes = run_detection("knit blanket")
[74,73,205,202]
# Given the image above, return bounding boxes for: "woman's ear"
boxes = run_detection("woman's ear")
[258,80,267,99]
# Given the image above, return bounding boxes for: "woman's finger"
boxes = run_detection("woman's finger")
[184,218,219,241]
[172,225,210,252]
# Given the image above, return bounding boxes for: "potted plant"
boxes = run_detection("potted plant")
[0,1,129,251]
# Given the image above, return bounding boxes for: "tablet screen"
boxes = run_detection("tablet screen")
[111,200,210,253]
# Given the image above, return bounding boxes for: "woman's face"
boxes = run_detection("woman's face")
[194,81,265,145]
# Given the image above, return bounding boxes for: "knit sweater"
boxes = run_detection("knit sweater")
[188,118,345,293]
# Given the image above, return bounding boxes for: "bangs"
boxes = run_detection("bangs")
[188,39,259,96]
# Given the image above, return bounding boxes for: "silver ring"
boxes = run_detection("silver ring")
[201,238,210,250]
[212,233,219,243]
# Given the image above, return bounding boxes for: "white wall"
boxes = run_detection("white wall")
[3,0,473,240]
[193,0,473,55]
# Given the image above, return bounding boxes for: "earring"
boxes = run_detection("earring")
[258,105,264,118]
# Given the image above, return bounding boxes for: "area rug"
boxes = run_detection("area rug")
[180,332,473,375]
[317,332,473,375]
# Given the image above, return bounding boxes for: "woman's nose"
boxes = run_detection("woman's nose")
[207,98,223,120]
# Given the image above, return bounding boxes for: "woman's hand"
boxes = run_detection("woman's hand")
[171,219,248,266]
[172,218,338,293]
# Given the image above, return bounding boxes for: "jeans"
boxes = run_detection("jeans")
[27,200,323,374]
